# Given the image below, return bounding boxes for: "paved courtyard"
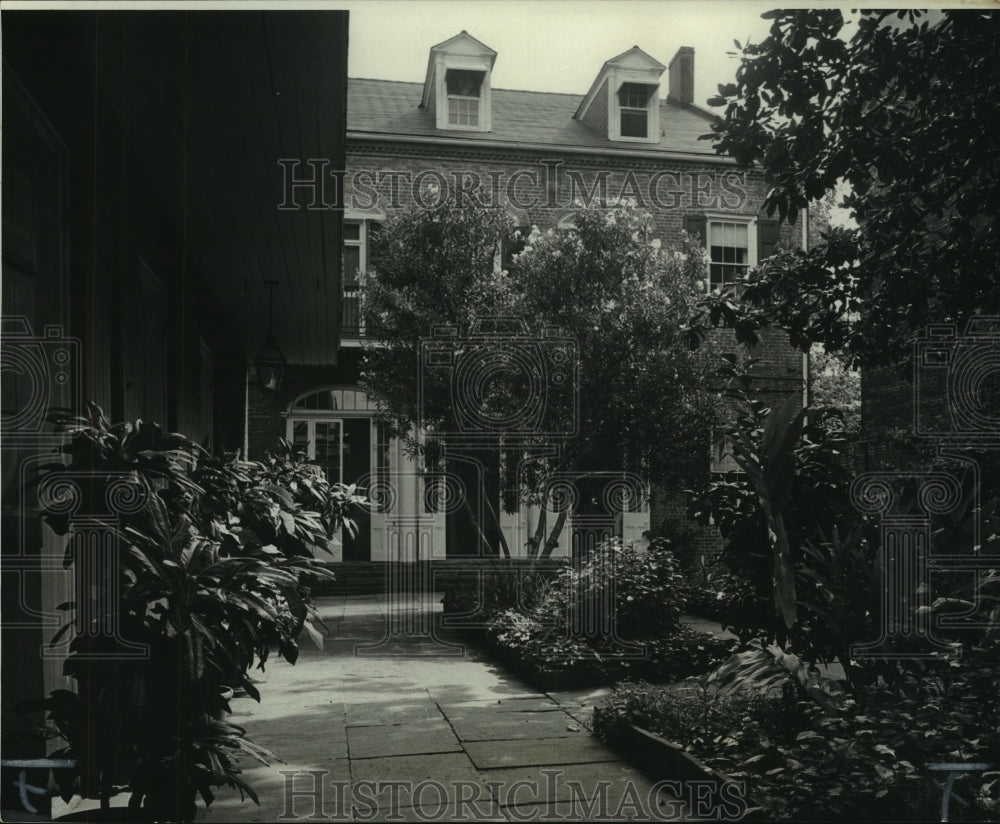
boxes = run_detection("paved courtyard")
[196,594,681,822]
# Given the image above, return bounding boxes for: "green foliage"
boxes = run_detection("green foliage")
[361,197,517,444]
[593,678,798,761]
[674,371,1000,818]
[736,388,806,628]
[686,360,873,656]
[361,195,723,556]
[706,641,844,711]
[808,346,861,435]
[696,9,1000,367]
[440,562,562,620]
[596,640,1000,821]
[505,210,721,489]
[690,425,999,686]
[18,404,365,821]
[482,541,733,682]
[679,558,757,628]
[734,641,1000,821]
[191,438,368,558]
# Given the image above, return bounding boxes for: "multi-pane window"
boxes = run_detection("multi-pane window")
[342,220,380,337]
[709,432,742,474]
[708,220,751,290]
[448,97,479,127]
[618,82,654,139]
[343,221,362,284]
[290,419,343,484]
[446,69,484,128]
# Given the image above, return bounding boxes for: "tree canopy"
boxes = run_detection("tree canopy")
[359,196,721,555]
[697,9,1000,368]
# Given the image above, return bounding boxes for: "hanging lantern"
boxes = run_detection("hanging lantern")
[253,280,286,391]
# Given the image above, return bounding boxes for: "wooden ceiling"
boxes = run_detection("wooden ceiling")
[108,11,348,365]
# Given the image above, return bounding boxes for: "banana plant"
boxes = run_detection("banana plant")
[727,390,806,628]
[707,639,844,710]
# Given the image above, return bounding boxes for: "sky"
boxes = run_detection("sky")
[341,0,778,107]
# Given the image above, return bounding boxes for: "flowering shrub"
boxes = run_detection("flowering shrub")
[540,538,686,639]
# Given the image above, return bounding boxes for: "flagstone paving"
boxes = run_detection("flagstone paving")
[196,593,684,822]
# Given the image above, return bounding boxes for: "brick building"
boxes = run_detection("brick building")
[251,30,815,564]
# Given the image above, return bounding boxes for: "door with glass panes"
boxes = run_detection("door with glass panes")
[288,417,372,561]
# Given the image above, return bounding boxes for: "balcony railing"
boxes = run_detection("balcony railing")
[341,288,363,337]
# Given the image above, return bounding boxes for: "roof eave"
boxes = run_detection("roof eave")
[346,129,737,164]
[574,62,611,120]
[420,52,435,109]
[606,45,666,71]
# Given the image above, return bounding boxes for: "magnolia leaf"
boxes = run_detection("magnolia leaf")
[279,511,296,535]
[302,619,325,650]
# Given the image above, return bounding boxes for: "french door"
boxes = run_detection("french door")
[288,416,372,561]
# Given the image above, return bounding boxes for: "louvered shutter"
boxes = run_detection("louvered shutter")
[683,214,707,245]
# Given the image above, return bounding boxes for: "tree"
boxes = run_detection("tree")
[809,345,860,435]
[360,195,721,557]
[692,9,1000,368]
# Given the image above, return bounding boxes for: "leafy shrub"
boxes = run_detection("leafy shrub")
[596,638,1000,822]
[483,540,733,682]
[535,538,686,640]
[18,405,365,821]
[191,438,368,560]
[684,360,883,664]
[680,558,758,627]
[441,564,560,619]
[641,630,738,680]
[593,679,797,756]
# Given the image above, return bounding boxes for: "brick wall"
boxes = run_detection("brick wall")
[345,142,793,239]
[344,139,816,562]
[246,349,365,459]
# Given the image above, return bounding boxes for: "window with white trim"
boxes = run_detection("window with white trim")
[707,217,756,292]
[617,82,655,139]
[342,220,380,337]
[709,432,743,475]
[446,69,485,129]
[611,79,659,143]
[290,418,344,484]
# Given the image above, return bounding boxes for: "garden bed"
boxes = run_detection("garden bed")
[442,618,733,692]
[446,622,587,692]
[592,657,1000,823]
[609,722,733,784]
[603,723,767,820]
[440,541,736,691]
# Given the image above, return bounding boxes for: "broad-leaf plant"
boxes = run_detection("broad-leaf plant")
[16,403,366,821]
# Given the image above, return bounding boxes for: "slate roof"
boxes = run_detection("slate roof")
[347,77,721,157]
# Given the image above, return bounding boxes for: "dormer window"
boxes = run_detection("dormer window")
[446,69,485,127]
[617,83,656,138]
[421,31,496,133]
[574,46,665,145]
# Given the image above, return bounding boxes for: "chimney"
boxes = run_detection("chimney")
[668,46,694,105]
